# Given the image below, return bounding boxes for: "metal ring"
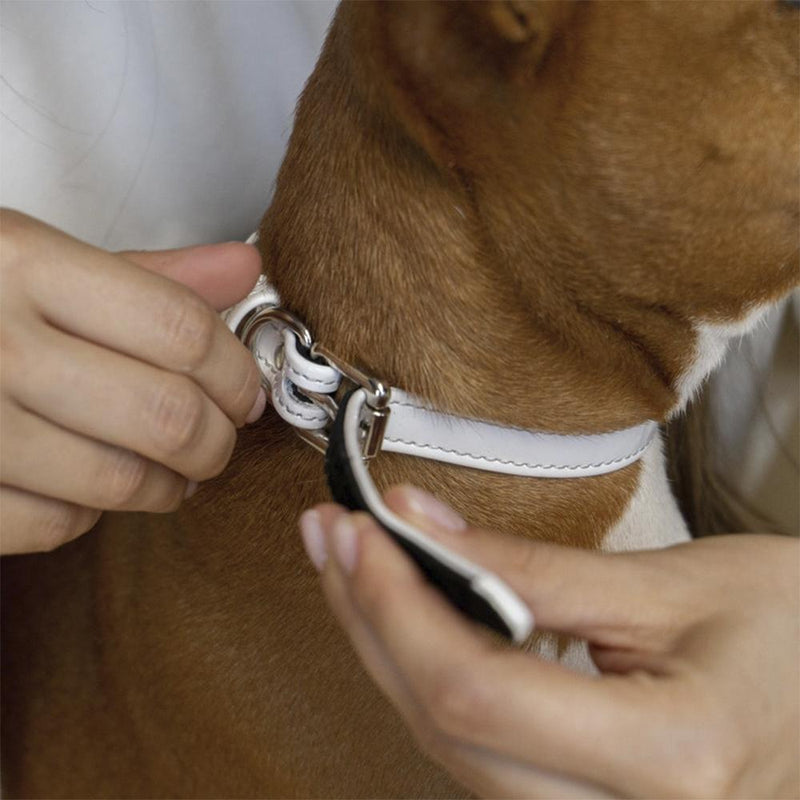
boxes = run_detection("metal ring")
[238,305,314,353]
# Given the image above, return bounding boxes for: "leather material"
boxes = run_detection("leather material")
[224,263,339,431]
[224,257,658,478]
[283,332,341,395]
[253,322,331,431]
[326,388,534,643]
[383,390,657,478]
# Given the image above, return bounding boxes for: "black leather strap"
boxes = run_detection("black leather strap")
[325,389,534,643]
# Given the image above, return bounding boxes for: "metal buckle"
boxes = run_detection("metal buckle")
[237,303,390,461]
[306,344,391,461]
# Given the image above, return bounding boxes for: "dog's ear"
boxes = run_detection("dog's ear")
[478,0,554,44]
[348,0,575,169]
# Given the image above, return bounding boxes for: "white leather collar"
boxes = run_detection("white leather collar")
[224,238,657,479]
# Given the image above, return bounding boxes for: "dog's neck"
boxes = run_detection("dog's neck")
[263,25,729,437]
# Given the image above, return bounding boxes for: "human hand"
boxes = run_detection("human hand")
[299,486,800,799]
[0,209,266,554]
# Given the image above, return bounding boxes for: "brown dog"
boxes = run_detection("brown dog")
[2,1,798,797]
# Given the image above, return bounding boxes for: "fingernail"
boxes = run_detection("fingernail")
[184,481,199,499]
[245,387,267,424]
[400,486,466,532]
[299,510,328,571]
[332,515,359,575]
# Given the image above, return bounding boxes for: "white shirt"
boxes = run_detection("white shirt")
[1,0,336,249]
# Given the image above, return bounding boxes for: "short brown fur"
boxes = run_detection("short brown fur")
[2,2,798,797]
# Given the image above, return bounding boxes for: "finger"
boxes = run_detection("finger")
[323,560,615,800]
[319,519,422,717]
[0,485,100,554]
[10,323,238,481]
[1,403,188,512]
[299,503,345,571]
[382,485,680,649]
[321,511,679,795]
[14,218,260,425]
[306,505,481,770]
[120,242,262,312]
[315,518,617,799]
[432,742,618,800]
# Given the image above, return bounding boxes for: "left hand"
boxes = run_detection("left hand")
[299,486,799,799]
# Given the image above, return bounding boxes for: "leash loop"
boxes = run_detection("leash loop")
[229,289,391,461]
[309,343,391,460]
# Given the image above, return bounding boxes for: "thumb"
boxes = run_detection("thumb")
[119,242,262,311]
[383,485,676,649]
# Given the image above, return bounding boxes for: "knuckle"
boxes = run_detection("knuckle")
[231,359,261,423]
[1,327,51,399]
[688,734,745,799]
[148,378,206,455]
[200,423,236,479]
[162,292,216,372]
[675,759,732,799]
[668,707,746,799]
[100,448,148,508]
[424,664,487,740]
[353,552,398,621]
[0,209,35,267]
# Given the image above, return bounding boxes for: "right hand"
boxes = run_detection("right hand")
[0,209,266,555]
[306,488,800,799]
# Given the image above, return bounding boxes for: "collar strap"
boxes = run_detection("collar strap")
[224,273,658,479]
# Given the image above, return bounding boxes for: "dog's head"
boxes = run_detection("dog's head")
[354,0,797,309]
[264,0,798,422]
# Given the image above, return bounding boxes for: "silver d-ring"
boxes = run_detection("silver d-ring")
[238,305,314,354]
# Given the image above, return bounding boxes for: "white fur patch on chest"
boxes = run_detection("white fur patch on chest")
[603,300,780,554]
[603,435,690,553]
[673,304,774,413]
